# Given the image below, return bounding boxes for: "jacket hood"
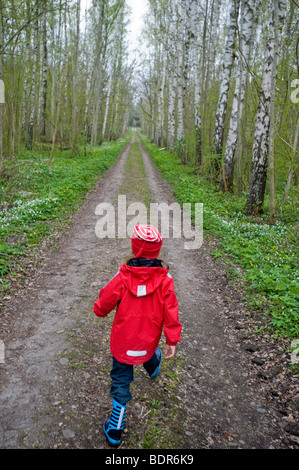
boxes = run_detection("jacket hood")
[119,264,168,297]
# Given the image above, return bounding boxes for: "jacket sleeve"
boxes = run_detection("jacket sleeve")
[162,276,182,346]
[94,272,123,318]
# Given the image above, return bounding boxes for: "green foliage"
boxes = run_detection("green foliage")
[140,135,299,339]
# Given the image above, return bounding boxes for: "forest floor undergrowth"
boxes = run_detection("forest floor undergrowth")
[0,132,298,450]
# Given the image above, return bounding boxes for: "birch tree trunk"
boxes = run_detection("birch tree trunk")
[0,1,3,174]
[49,0,68,168]
[157,51,166,148]
[207,0,221,84]
[176,0,187,163]
[26,3,39,151]
[41,1,48,137]
[245,0,287,216]
[107,5,127,141]
[268,0,280,223]
[90,0,105,147]
[221,0,256,192]
[212,0,240,179]
[102,64,114,141]
[71,0,81,157]
[50,0,57,138]
[167,2,176,151]
[201,0,222,169]
[191,0,204,168]
[84,0,96,137]
[278,118,299,211]
[22,0,32,135]
[102,49,120,140]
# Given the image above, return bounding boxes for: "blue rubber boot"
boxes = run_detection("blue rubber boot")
[103,399,126,447]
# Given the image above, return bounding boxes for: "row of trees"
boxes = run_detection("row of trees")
[0,0,133,173]
[137,0,298,217]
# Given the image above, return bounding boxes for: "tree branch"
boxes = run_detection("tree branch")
[2,4,62,52]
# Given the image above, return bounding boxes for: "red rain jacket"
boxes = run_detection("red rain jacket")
[94,264,182,365]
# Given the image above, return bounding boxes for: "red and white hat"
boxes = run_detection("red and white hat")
[131,225,163,259]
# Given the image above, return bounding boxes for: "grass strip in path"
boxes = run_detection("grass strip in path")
[112,135,185,449]
[118,140,151,209]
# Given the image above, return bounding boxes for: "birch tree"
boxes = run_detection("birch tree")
[102,65,114,141]
[90,0,124,147]
[194,0,222,168]
[41,0,48,138]
[70,0,81,157]
[90,0,105,147]
[221,0,258,192]
[191,0,204,168]
[153,2,168,148]
[167,1,177,151]
[157,46,167,147]
[212,0,240,179]
[102,1,128,142]
[176,0,187,162]
[49,0,68,167]
[245,0,287,215]
[0,0,131,168]
[0,1,3,174]
[278,118,299,211]
[26,3,39,151]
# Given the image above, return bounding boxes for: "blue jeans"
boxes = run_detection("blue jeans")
[110,348,161,405]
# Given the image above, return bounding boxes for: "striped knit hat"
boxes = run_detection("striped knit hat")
[131,225,163,259]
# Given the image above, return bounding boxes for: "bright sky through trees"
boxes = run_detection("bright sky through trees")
[126,0,148,61]
[80,0,148,61]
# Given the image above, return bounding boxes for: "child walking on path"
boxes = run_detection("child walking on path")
[94,224,182,447]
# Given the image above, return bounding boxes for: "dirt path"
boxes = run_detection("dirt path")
[0,132,298,449]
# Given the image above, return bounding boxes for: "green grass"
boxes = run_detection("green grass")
[0,138,129,301]
[118,141,151,208]
[140,134,299,339]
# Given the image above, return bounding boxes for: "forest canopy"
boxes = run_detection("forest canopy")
[137,0,298,219]
[0,0,298,220]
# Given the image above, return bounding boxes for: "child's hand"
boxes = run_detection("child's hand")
[164,344,176,360]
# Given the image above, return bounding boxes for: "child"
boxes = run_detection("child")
[93,224,182,447]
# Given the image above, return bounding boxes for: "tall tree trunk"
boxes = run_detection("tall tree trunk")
[191,0,203,168]
[49,0,68,168]
[245,0,287,216]
[212,0,240,180]
[268,0,280,223]
[221,0,256,192]
[102,65,113,141]
[90,0,105,147]
[201,0,222,169]
[84,2,94,137]
[50,0,57,138]
[157,50,166,148]
[278,118,299,211]
[0,1,4,174]
[176,0,187,163]
[41,1,48,137]
[22,0,31,137]
[207,0,221,83]
[167,2,176,151]
[26,3,39,151]
[71,0,81,157]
